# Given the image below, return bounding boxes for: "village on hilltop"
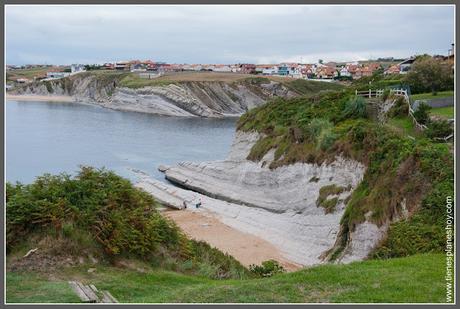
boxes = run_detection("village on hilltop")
[6,44,454,86]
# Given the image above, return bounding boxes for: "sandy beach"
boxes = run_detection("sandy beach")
[6,94,74,102]
[164,208,302,271]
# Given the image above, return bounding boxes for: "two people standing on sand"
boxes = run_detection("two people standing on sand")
[183,197,202,209]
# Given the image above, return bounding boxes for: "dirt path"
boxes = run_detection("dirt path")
[164,208,302,272]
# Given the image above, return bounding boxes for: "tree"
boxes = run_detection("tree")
[403,57,453,94]
[318,59,323,64]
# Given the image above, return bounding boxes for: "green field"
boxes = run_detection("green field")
[430,106,454,119]
[6,67,68,82]
[411,91,454,101]
[6,254,448,303]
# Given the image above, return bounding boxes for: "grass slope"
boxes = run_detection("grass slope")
[411,91,454,101]
[430,106,454,119]
[238,91,453,259]
[6,254,447,303]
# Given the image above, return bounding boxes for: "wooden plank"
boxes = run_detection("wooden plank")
[76,282,98,303]
[68,281,91,303]
[89,284,99,293]
[101,291,119,303]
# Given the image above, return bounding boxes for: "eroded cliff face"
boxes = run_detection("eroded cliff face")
[10,75,296,118]
[140,131,390,266]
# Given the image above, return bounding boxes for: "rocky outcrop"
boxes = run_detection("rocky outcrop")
[137,131,392,266]
[10,74,297,118]
[164,132,364,214]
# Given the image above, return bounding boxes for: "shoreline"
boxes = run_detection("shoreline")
[135,175,303,271]
[164,208,301,271]
[6,94,74,102]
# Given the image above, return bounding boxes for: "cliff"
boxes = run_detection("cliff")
[9,72,341,117]
[139,90,452,266]
[148,131,369,266]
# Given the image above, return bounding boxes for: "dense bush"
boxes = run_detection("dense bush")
[413,102,432,125]
[6,167,249,279]
[342,96,367,119]
[249,260,285,277]
[425,120,453,139]
[6,167,186,257]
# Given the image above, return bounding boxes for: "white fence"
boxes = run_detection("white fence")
[358,88,453,141]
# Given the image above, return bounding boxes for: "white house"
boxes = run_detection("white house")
[213,65,232,72]
[46,72,70,79]
[398,57,416,74]
[262,66,278,75]
[71,64,86,74]
[339,67,351,77]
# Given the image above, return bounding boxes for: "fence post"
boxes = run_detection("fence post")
[355,89,357,95]
[369,89,371,98]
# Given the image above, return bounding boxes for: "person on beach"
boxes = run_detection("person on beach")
[183,200,187,209]
[196,198,202,209]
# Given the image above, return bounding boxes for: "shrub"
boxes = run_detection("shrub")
[342,96,367,119]
[249,260,285,277]
[425,120,453,139]
[413,102,432,125]
[6,167,186,258]
[306,118,333,141]
[388,96,408,118]
[6,167,250,279]
[382,89,391,101]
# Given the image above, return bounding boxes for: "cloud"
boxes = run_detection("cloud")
[5,4,455,64]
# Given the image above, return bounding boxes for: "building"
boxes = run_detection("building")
[277,64,290,76]
[360,66,373,77]
[262,66,278,75]
[71,64,86,74]
[114,61,130,70]
[102,63,115,70]
[339,67,352,77]
[398,57,416,74]
[384,65,400,75]
[213,65,232,72]
[316,66,336,79]
[16,78,30,83]
[46,71,70,79]
[240,64,256,74]
[130,63,147,72]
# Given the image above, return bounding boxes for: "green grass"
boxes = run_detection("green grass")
[6,67,67,82]
[7,272,81,303]
[6,254,449,303]
[386,116,421,138]
[430,106,454,119]
[411,91,454,101]
[283,79,344,95]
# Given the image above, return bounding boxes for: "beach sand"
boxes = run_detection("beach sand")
[6,94,74,102]
[164,208,302,272]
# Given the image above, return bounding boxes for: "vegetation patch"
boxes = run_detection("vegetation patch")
[238,90,453,259]
[316,185,348,214]
[284,79,344,95]
[6,167,248,279]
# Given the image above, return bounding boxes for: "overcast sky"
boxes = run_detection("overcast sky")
[6,5,455,65]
